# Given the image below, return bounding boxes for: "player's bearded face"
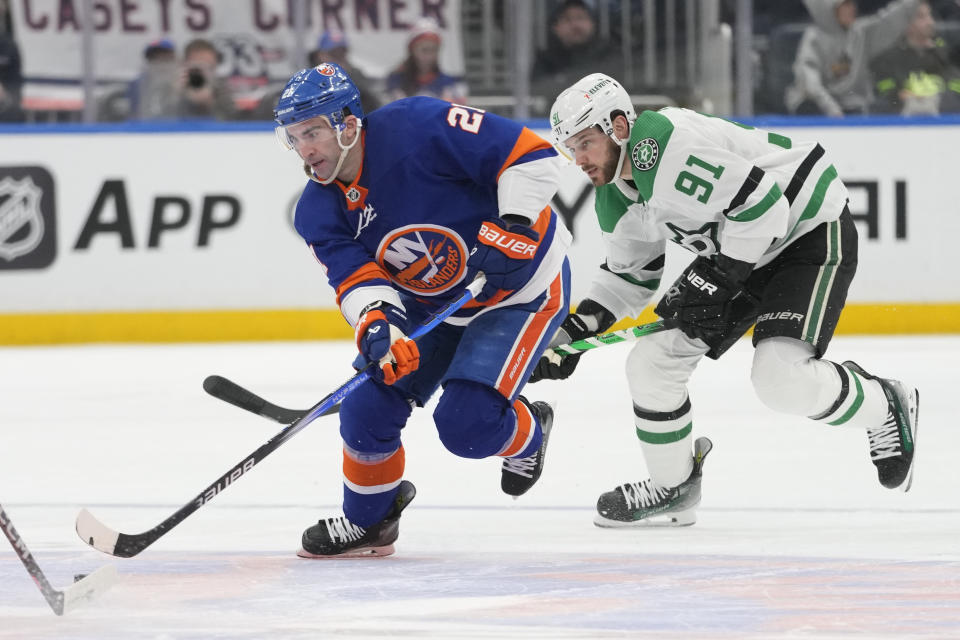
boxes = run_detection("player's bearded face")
[281,116,343,180]
[566,128,622,186]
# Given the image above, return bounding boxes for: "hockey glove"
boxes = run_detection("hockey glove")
[466,217,541,303]
[654,254,758,352]
[355,301,420,385]
[529,299,616,383]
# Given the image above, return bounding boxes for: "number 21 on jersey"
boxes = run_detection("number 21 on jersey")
[447,104,486,134]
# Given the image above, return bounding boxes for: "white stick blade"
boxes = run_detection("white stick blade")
[61,564,119,614]
[75,508,120,555]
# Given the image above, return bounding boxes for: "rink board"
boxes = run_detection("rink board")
[1,118,958,343]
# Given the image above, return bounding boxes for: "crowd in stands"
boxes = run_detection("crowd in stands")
[783,0,960,116]
[2,0,960,123]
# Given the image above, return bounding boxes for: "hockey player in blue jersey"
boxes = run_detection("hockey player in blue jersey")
[273,63,572,557]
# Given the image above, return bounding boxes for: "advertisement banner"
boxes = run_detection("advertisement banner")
[10,0,464,110]
[1,121,958,341]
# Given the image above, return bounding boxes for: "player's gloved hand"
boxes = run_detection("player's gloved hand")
[529,299,616,383]
[355,301,420,385]
[654,254,757,350]
[466,216,541,303]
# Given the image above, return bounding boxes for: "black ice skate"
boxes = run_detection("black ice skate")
[594,436,713,528]
[501,398,555,497]
[298,480,416,558]
[843,361,919,492]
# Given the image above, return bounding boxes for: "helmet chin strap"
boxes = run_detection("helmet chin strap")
[605,139,630,186]
[309,120,363,185]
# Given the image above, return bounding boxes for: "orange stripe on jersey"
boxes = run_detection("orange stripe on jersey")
[496,128,554,180]
[496,271,564,398]
[333,131,367,210]
[500,399,535,457]
[343,446,405,489]
[463,288,512,309]
[530,206,551,239]
[335,262,393,306]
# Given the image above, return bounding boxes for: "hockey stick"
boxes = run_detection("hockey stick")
[1,503,118,615]
[551,320,666,355]
[75,275,487,558]
[202,374,338,423]
[204,319,669,424]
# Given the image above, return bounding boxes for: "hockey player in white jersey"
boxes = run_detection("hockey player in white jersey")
[533,73,920,527]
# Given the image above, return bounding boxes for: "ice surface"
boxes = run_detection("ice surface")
[1,336,957,638]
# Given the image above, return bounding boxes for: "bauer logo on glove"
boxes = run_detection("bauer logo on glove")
[477,221,539,258]
[466,217,541,302]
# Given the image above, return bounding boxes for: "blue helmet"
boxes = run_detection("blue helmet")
[273,63,363,129]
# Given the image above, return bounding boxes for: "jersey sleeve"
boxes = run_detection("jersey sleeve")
[629,109,790,264]
[585,184,665,320]
[293,184,402,326]
[408,98,559,223]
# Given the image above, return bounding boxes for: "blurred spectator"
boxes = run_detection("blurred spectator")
[309,30,384,112]
[118,38,178,121]
[122,37,236,121]
[0,29,24,122]
[177,38,236,120]
[385,18,467,103]
[530,0,622,115]
[785,0,920,116]
[871,0,960,113]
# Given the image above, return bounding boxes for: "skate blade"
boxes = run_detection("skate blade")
[897,388,920,493]
[593,509,697,529]
[296,543,396,559]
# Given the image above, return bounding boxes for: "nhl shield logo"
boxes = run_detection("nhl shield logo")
[0,168,57,269]
[345,187,361,203]
[631,138,659,171]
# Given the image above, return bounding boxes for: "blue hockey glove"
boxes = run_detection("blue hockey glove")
[466,217,541,302]
[529,299,616,383]
[654,254,758,352]
[355,301,420,385]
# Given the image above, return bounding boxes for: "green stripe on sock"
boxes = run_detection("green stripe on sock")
[635,422,693,444]
[829,369,865,425]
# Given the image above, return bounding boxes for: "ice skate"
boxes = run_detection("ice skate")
[594,436,712,528]
[501,398,555,497]
[844,361,919,492]
[298,480,416,558]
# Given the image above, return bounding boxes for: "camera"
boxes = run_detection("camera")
[186,68,207,89]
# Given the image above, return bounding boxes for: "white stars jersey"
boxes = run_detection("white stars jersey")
[587,107,850,320]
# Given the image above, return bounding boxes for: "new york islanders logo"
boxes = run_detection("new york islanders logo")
[376,225,467,295]
[316,63,336,76]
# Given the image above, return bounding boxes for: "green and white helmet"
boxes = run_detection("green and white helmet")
[549,73,636,148]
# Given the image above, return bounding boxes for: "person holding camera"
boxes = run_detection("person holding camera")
[177,38,236,120]
[129,37,235,121]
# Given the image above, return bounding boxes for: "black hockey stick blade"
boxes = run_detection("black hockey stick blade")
[2,504,118,615]
[203,375,330,423]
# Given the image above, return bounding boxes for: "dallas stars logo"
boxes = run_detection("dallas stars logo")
[631,138,659,171]
[665,221,720,255]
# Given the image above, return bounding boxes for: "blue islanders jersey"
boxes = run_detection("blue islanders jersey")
[293,97,571,327]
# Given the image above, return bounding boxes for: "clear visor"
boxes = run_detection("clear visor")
[274,115,340,151]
